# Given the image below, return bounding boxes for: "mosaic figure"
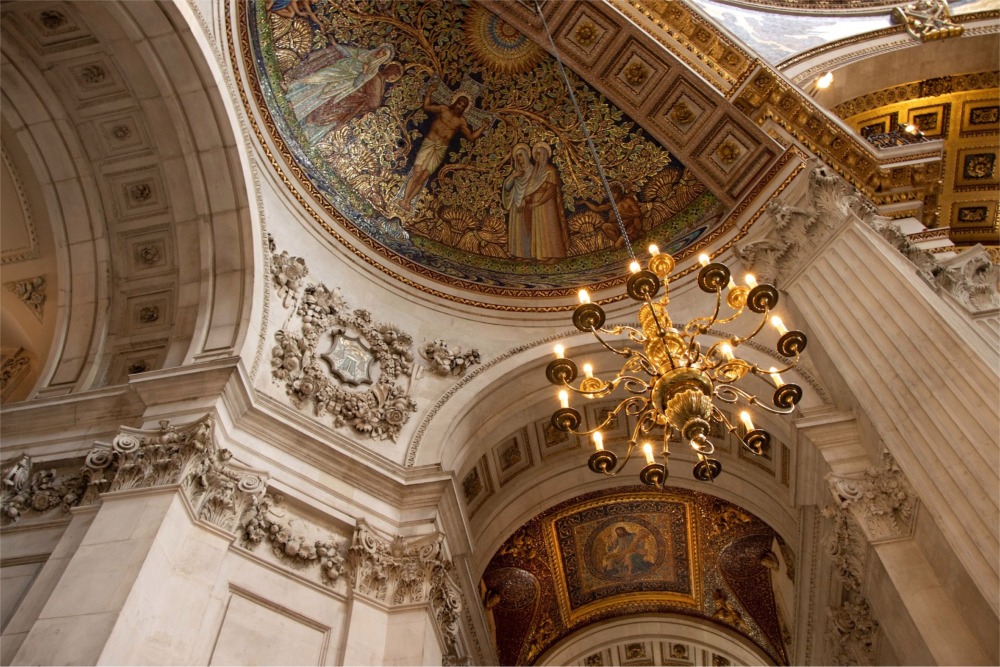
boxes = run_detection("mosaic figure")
[585,181,644,249]
[400,80,491,211]
[286,43,395,143]
[503,143,533,259]
[601,524,655,577]
[266,0,320,25]
[523,142,569,261]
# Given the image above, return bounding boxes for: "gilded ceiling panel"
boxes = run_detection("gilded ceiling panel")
[240,1,725,299]
[481,487,790,665]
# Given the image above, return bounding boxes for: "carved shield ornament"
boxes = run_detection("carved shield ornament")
[322,334,375,386]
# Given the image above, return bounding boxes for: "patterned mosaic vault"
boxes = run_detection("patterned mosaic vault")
[241,0,729,299]
[480,487,792,665]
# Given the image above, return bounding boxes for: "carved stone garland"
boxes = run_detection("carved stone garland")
[420,340,481,377]
[83,415,267,533]
[241,493,347,585]
[270,241,417,441]
[737,165,999,314]
[1,454,87,524]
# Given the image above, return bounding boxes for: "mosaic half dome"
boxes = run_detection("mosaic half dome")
[243,1,725,301]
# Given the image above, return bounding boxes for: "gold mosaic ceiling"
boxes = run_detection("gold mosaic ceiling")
[235,0,785,307]
[480,487,792,665]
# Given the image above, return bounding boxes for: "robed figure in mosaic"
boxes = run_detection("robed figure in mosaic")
[285,42,395,142]
[524,142,569,261]
[503,143,533,259]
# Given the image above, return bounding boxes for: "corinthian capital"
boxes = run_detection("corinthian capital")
[83,415,267,533]
[346,521,466,660]
[826,451,917,543]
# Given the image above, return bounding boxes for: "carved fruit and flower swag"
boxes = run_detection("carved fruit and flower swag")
[269,240,481,441]
[270,243,417,441]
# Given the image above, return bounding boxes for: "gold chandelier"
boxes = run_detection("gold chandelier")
[533,2,807,487]
[546,254,807,486]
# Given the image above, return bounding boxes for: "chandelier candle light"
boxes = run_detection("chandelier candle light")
[535,0,807,487]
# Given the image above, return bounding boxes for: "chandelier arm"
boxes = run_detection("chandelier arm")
[708,309,746,326]
[749,357,800,378]
[685,289,724,337]
[590,328,638,359]
[745,395,796,416]
[713,383,754,404]
[566,396,648,437]
[621,376,653,395]
[732,306,771,347]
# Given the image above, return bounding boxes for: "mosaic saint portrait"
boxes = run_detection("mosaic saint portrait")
[248,1,722,295]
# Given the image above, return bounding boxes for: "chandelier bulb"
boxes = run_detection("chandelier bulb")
[593,432,604,451]
[629,260,641,274]
[768,366,783,387]
[648,244,660,256]
[554,344,565,359]
[771,315,788,336]
[578,289,591,304]
[558,390,569,409]
[698,253,710,267]
[739,411,754,431]
[642,442,655,465]
[583,363,594,379]
[721,343,734,360]
[745,274,758,288]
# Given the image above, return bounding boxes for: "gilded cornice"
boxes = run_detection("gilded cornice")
[832,71,1000,118]
[735,69,881,193]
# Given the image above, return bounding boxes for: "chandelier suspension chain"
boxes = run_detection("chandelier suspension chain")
[534,0,636,260]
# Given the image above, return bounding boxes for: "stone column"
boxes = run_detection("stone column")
[342,521,465,666]
[10,416,267,666]
[738,165,1000,614]
[827,452,990,665]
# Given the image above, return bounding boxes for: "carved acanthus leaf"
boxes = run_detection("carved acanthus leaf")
[827,451,917,543]
[83,415,267,533]
[934,245,1000,313]
[420,340,481,377]
[826,599,879,666]
[4,276,46,321]
[820,502,867,592]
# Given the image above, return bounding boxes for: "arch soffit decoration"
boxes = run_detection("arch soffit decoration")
[0,0,255,399]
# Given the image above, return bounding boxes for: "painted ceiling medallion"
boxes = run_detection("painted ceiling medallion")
[481,487,790,665]
[244,1,724,301]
